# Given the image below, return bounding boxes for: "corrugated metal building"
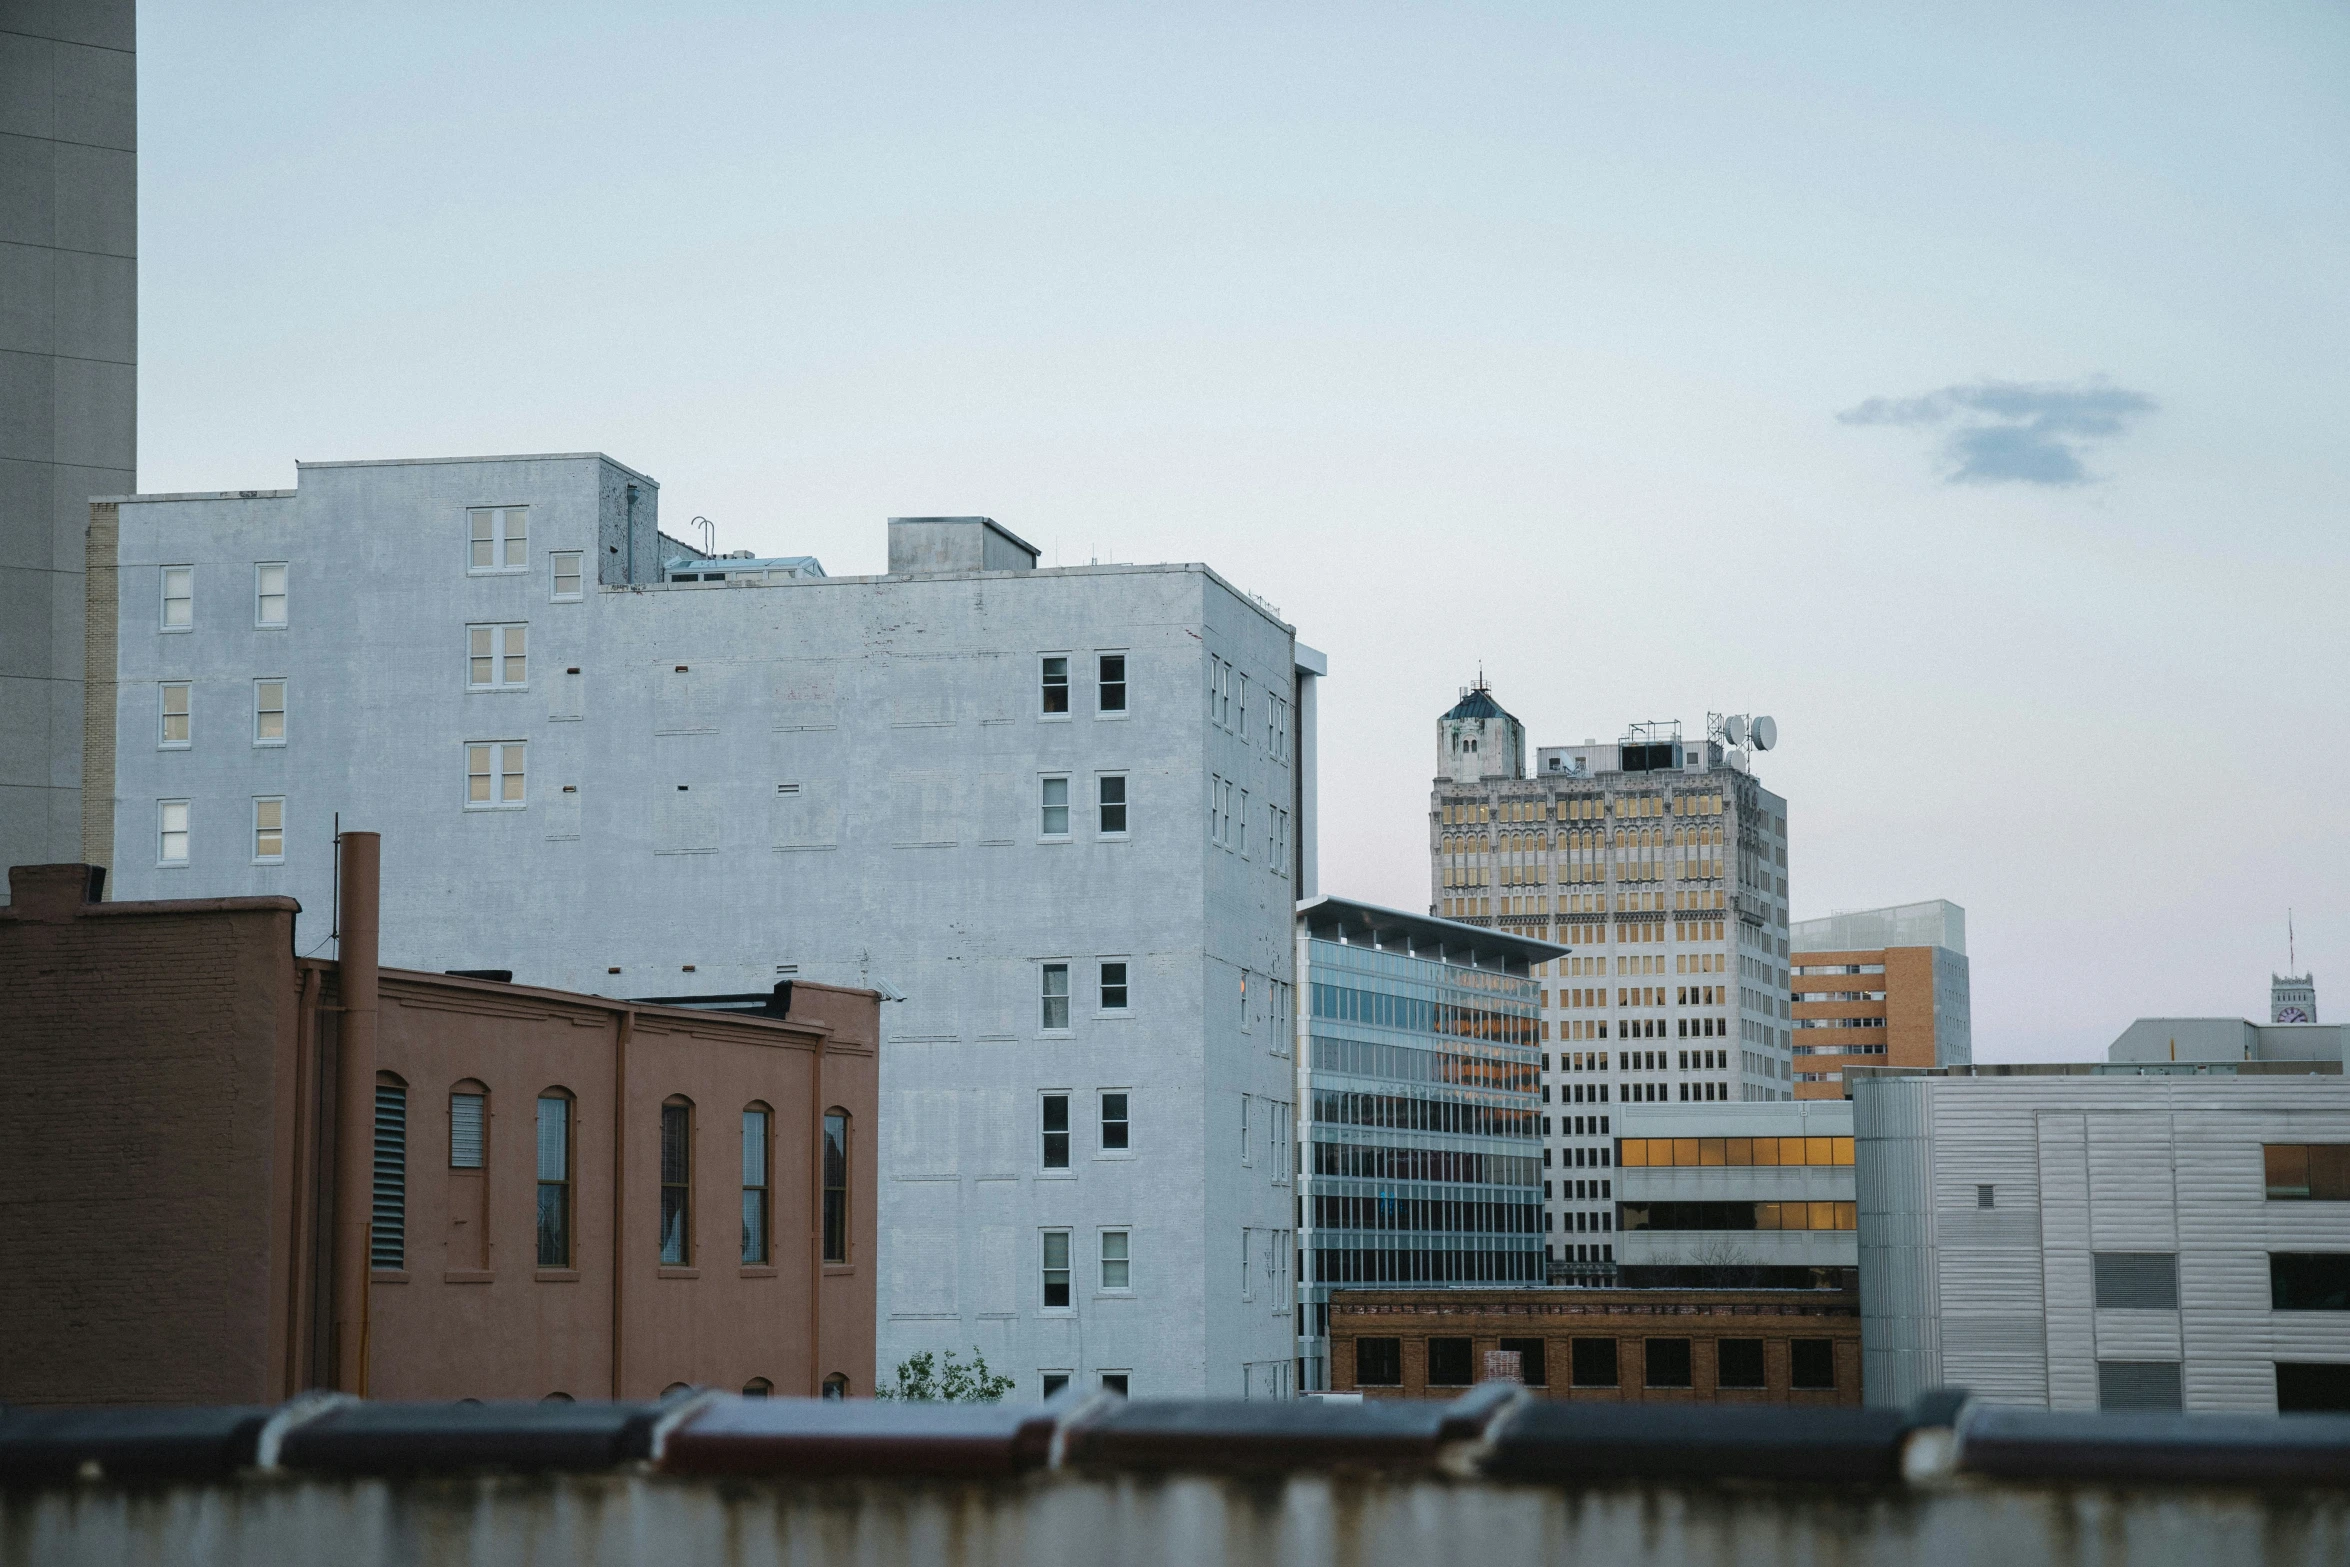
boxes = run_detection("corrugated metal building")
[1854,1067,2350,1413]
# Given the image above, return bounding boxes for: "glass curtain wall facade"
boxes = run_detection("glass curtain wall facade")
[1295,897,1558,1392]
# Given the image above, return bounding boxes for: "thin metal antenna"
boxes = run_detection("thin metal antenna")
[2289,908,2296,972]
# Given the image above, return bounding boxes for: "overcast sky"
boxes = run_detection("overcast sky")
[140,4,2350,1061]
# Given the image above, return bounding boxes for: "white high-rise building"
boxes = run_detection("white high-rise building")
[90,452,1323,1399]
[1425,681,1794,1278]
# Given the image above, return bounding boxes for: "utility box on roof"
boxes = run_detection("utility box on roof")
[887,517,1040,575]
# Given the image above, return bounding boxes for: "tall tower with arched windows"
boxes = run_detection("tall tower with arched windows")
[2272,973,2317,1024]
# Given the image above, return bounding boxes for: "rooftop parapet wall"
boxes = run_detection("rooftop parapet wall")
[3,1393,2347,1567]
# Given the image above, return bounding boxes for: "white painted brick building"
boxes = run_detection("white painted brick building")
[93,453,1322,1399]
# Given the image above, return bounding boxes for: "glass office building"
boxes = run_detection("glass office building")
[1294,897,1561,1391]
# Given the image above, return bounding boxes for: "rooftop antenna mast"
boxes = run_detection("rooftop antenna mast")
[690,515,715,556]
[2290,908,2296,971]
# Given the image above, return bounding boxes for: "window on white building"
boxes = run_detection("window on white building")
[1040,963,1070,1030]
[252,797,285,863]
[468,624,528,689]
[1097,774,1127,835]
[1100,960,1129,1012]
[1100,1230,1130,1290]
[465,741,527,809]
[1040,775,1070,837]
[469,506,527,571]
[161,566,192,630]
[254,679,286,745]
[1097,653,1126,714]
[158,799,189,864]
[1042,1231,1072,1308]
[1100,1091,1129,1152]
[159,683,190,748]
[550,551,583,601]
[255,563,287,627]
[1040,655,1069,715]
[1041,1093,1070,1169]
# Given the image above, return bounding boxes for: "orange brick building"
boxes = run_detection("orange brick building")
[1327,1286,1861,1404]
[1789,901,1970,1100]
[0,835,877,1407]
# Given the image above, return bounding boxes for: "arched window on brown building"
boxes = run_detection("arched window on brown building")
[661,1096,695,1265]
[536,1088,574,1267]
[741,1103,772,1265]
[822,1109,850,1264]
[448,1080,489,1270]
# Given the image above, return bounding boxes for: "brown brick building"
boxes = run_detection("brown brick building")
[1789,901,1969,1099]
[1328,1286,1861,1404]
[0,835,877,1407]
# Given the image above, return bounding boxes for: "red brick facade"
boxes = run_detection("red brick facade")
[0,865,305,1407]
[1791,945,1940,1100]
[0,857,878,1406]
[1330,1286,1862,1404]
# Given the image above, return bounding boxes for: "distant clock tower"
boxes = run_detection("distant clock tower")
[2271,972,2317,1024]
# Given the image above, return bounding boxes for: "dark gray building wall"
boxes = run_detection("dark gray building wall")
[0,0,136,899]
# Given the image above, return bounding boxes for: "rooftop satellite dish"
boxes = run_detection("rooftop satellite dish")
[1751,715,1778,751]
[1722,715,1748,747]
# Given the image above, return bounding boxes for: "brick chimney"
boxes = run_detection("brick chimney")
[5,864,106,920]
[333,831,380,1392]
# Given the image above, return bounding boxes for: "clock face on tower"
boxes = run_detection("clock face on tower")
[2277,1006,2310,1023]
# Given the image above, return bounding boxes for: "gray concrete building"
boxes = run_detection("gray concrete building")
[2106,971,2347,1071]
[2107,1017,2347,1071]
[1292,895,1556,1390]
[0,0,136,893]
[92,453,1323,1399]
[1613,1100,1857,1286]
[1854,1066,2350,1413]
